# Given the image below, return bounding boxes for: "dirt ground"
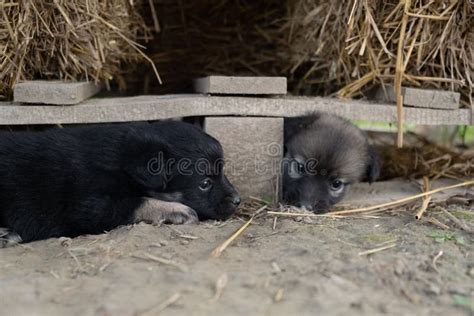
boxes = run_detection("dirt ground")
[1,180,472,316]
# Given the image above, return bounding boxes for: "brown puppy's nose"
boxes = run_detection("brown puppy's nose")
[297,202,313,211]
[231,196,241,206]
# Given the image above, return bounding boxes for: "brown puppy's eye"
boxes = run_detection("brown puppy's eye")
[297,162,305,173]
[330,179,344,191]
[199,178,213,191]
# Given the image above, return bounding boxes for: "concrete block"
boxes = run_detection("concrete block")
[194,76,287,95]
[205,116,283,201]
[14,80,101,105]
[376,85,460,109]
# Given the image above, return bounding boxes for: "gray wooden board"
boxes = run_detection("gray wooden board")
[375,85,460,110]
[194,76,287,95]
[13,81,101,105]
[0,95,471,125]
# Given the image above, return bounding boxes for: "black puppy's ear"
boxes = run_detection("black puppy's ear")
[124,130,173,190]
[366,146,381,184]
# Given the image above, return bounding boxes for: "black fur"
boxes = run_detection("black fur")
[0,121,239,243]
[283,113,380,213]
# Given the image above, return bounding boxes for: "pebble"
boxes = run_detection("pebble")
[425,283,441,295]
[303,217,313,224]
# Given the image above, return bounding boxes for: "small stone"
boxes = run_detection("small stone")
[425,283,441,296]
[350,301,363,310]
[59,237,72,247]
[303,217,313,224]
[467,266,474,277]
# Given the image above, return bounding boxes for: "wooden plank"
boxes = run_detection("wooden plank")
[194,76,287,95]
[376,85,460,109]
[14,81,101,105]
[0,95,470,125]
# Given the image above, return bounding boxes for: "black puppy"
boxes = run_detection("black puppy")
[0,121,240,245]
[283,112,380,213]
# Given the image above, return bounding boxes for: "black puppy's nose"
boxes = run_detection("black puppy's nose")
[231,196,241,206]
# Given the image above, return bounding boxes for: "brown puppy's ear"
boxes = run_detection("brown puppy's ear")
[284,113,322,141]
[366,146,381,184]
[124,130,173,191]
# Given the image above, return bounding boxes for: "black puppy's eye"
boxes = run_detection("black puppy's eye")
[199,178,213,191]
[331,179,344,191]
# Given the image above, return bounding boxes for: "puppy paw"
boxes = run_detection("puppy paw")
[0,231,22,248]
[161,204,199,225]
[134,198,199,225]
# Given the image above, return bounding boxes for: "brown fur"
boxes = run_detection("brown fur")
[133,198,199,225]
[283,112,380,212]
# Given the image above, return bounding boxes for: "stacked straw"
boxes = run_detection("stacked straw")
[0,0,156,100]
[377,140,474,181]
[291,0,472,103]
[142,0,472,106]
[1,0,471,106]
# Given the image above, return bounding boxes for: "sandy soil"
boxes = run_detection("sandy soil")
[0,181,472,316]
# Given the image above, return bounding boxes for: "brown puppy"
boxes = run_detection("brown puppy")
[283,112,380,213]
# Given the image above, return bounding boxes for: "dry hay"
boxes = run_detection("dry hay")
[0,0,157,100]
[140,0,472,106]
[377,134,474,181]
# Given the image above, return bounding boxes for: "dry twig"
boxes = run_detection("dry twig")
[415,176,432,220]
[139,293,181,316]
[209,273,228,303]
[431,250,443,273]
[211,205,267,258]
[437,206,474,234]
[358,243,397,256]
[132,253,189,272]
[268,180,474,218]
